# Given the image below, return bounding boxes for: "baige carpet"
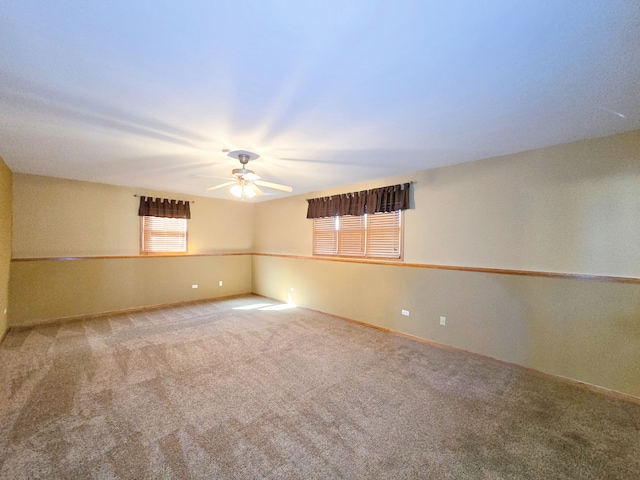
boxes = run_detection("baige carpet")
[0,295,638,479]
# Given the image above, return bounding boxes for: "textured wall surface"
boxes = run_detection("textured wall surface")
[12,174,255,258]
[0,156,12,338]
[10,255,252,326]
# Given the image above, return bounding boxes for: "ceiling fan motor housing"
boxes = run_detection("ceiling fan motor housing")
[232,167,254,178]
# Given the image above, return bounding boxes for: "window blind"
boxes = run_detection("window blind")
[313,216,338,256]
[141,216,188,254]
[312,211,402,259]
[366,211,402,258]
[338,215,365,257]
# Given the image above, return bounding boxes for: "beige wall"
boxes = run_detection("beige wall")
[0,156,12,338]
[404,130,640,277]
[12,174,255,258]
[9,175,255,324]
[10,255,252,326]
[256,130,640,278]
[253,130,640,398]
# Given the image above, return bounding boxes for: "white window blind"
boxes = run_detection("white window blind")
[366,211,402,258]
[313,211,402,259]
[141,216,188,254]
[338,215,365,257]
[313,216,338,256]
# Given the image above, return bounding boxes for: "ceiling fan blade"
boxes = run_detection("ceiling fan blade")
[207,181,236,191]
[244,172,261,181]
[254,180,293,192]
[191,174,235,181]
[250,184,264,196]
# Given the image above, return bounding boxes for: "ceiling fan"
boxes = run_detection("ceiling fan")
[206,150,293,199]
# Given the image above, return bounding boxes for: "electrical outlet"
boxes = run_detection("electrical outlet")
[192,284,198,289]
[402,310,410,316]
[440,316,446,326]
[219,281,223,287]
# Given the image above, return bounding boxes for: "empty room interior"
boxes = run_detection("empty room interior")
[1,1,639,478]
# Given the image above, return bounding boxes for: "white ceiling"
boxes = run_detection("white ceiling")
[1,1,639,201]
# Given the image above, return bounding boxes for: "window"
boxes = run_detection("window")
[141,216,188,254]
[313,210,402,259]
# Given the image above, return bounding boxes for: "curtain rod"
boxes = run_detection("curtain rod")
[133,194,195,203]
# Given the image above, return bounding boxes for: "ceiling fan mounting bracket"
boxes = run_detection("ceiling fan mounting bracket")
[228,150,260,165]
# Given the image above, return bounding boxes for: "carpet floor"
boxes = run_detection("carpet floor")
[0,295,638,479]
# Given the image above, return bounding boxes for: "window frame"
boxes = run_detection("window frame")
[140,215,189,255]
[312,210,403,260]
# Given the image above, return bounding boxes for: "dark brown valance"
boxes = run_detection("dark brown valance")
[306,182,411,219]
[138,196,191,219]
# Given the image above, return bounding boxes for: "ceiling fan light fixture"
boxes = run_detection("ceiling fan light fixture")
[243,185,257,198]
[230,183,243,197]
[230,182,256,199]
